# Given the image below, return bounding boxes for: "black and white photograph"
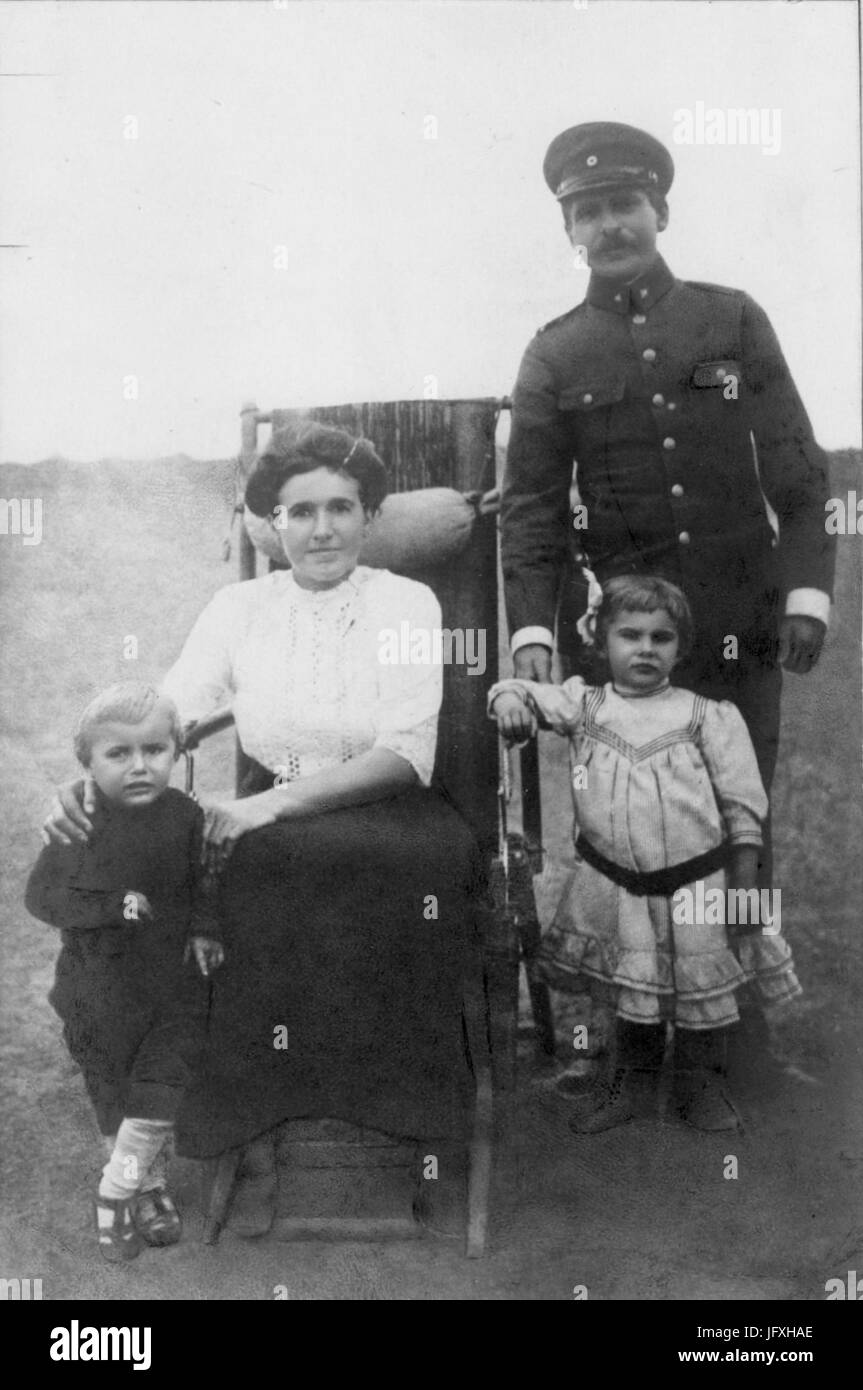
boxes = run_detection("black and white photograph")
[1,0,861,1325]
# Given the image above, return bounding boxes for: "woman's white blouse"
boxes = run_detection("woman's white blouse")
[162,567,442,786]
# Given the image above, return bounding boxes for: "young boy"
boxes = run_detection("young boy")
[25,681,223,1262]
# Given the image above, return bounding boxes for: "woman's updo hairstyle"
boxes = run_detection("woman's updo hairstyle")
[245,421,389,519]
[592,573,693,662]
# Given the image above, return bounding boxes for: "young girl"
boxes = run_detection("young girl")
[489,575,801,1133]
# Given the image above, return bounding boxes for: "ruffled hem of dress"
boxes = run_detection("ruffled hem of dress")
[540,931,739,992]
[733,931,803,1008]
[537,927,801,1027]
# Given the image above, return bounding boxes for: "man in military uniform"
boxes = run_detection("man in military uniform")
[501,122,835,1094]
[503,121,833,839]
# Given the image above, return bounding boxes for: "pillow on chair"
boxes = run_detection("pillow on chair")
[244,487,478,574]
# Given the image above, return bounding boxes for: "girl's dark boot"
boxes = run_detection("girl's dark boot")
[673,1027,740,1132]
[569,1020,665,1134]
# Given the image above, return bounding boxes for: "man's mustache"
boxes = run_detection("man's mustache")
[597,234,636,251]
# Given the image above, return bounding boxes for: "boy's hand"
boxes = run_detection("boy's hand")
[42,775,97,846]
[492,692,537,745]
[513,644,552,683]
[186,936,225,978]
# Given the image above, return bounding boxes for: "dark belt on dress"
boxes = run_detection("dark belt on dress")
[574,834,732,897]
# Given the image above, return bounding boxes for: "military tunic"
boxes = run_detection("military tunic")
[501,255,835,793]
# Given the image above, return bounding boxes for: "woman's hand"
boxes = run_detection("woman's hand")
[42,776,97,846]
[200,795,278,872]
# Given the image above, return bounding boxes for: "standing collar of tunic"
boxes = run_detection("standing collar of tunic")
[586,255,675,315]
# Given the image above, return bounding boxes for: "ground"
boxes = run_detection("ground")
[1,451,861,1300]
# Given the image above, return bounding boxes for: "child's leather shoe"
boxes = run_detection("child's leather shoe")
[94,1194,144,1262]
[675,1072,741,1132]
[568,1068,659,1133]
[134,1188,183,1246]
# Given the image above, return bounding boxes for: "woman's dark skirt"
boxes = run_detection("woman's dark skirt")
[175,778,484,1158]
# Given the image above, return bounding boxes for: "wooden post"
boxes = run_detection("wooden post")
[235,402,261,791]
[519,740,543,857]
[238,401,260,584]
[439,400,499,857]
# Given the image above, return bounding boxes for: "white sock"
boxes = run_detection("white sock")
[98,1119,173,1202]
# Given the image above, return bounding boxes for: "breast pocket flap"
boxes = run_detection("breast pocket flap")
[690,359,744,389]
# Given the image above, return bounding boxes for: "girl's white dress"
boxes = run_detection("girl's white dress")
[490,677,801,1030]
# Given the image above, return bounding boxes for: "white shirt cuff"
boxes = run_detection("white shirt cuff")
[784,589,830,625]
[511,626,554,655]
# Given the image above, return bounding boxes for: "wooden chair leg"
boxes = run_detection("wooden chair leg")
[202,1148,242,1245]
[466,1063,493,1259]
[519,913,557,1058]
[506,834,557,1059]
[514,742,557,1056]
[486,859,522,1102]
[463,965,494,1259]
[527,975,557,1057]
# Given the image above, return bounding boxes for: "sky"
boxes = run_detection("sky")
[1,0,860,462]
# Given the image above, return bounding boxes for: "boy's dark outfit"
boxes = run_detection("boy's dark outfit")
[26,787,219,1134]
[502,253,836,807]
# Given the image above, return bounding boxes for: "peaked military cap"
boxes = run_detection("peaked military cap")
[543,122,674,201]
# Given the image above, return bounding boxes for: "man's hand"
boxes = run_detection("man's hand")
[42,776,97,846]
[492,692,537,745]
[185,936,225,978]
[513,644,552,683]
[778,615,825,674]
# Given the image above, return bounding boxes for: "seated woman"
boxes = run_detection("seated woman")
[46,421,484,1234]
